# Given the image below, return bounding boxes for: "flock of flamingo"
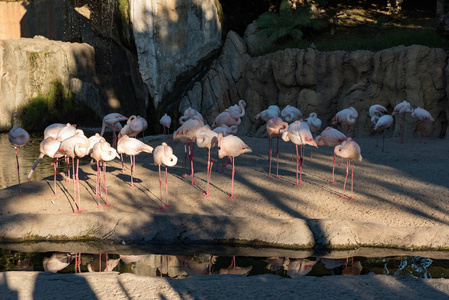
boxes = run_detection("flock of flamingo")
[7,99,434,212]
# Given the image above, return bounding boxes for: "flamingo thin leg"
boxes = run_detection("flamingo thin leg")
[227,157,235,199]
[14,147,23,197]
[268,137,273,179]
[340,159,349,199]
[165,166,170,208]
[103,163,110,207]
[158,165,164,210]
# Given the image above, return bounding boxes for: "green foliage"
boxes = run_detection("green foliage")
[18,80,101,132]
[254,0,326,44]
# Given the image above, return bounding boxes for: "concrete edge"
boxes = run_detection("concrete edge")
[1,213,448,251]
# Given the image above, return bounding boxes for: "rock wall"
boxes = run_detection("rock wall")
[130,0,223,108]
[0,37,102,130]
[180,31,449,138]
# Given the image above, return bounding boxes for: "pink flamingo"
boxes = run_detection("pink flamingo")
[43,123,66,139]
[196,125,218,196]
[373,114,394,151]
[173,116,204,184]
[212,124,238,172]
[160,113,172,136]
[119,115,147,139]
[100,113,128,147]
[217,133,252,199]
[266,117,288,179]
[281,105,302,123]
[117,135,154,187]
[153,142,178,210]
[369,104,388,119]
[287,259,317,278]
[180,107,204,124]
[91,139,119,207]
[315,127,347,183]
[28,137,64,195]
[254,105,281,122]
[212,100,246,128]
[8,125,30,197]
[58,129,91,213]
[332,107,358,137]
[411,107,435,144]
[391,100,413,144]
[55,123,77,181]
[334,138,362,199]
[305,112,322,158]
[282,121,317,186]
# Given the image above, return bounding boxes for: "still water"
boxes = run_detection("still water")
[1,246,448,279]
[0,129,103,189]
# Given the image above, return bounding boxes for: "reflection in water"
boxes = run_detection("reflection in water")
[1,248,448,279]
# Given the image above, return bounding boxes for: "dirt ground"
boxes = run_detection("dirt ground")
[1,133,448,228]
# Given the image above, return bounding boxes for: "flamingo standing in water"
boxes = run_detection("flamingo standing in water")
[373,114,394,152]
[28,137,64,195]
[196,125,218,196]
[58,129,90,213]
[91,139,119,207]
[281,105,302,123]
[160,113,172,136]
[217,134,252,199]
[315,127,347,183]
[117,135,154,187]
[266,117,288,179]
[334,138,362,199]
[100,113,128,148]
[282,121,317,186]
[153,142,178,210]
[9,125,30,197]
[391,100,413,144]
[332,107,358,137]
[173,116,204,184]
[411,107,435,144]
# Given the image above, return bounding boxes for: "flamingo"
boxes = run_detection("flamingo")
[43,123,66,139]
[212,100,246,129]
[117,135,154,187]
[212,124,238,172]
[281,105,302,123]
[8,125,30,197]
[160,113,172,136]
[305,112,322,158]
[43,253,74,273]
[153,142,178,209]
[332,107,358,137]
[28,137,64,195]
[180,107,204,124]
[315,127,347,183]
[196,125,218,196]
[369,104,388,119]
[334,138,362,199]
[58,129,90,213]
[173,116,204,184]
[119,115,147,139]
[55,123,77,181]
[91,139,119,207]
[217,133,252,199]
[411,107,435,144]
[100,113,128,147]
[282,121,317,186]
[373,114,394,151]
[266,117,288,179]
[254,105,281,122]
[391,100,413,144]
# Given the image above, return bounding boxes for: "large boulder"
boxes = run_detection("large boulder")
[130,0,223,109]
[0,37,102,130]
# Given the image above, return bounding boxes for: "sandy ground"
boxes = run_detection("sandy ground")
[1,133,449,298]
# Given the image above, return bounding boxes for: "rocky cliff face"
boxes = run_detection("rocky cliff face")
[130,0,223,108]
[180,31,449,138]
[0,37,102,130]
